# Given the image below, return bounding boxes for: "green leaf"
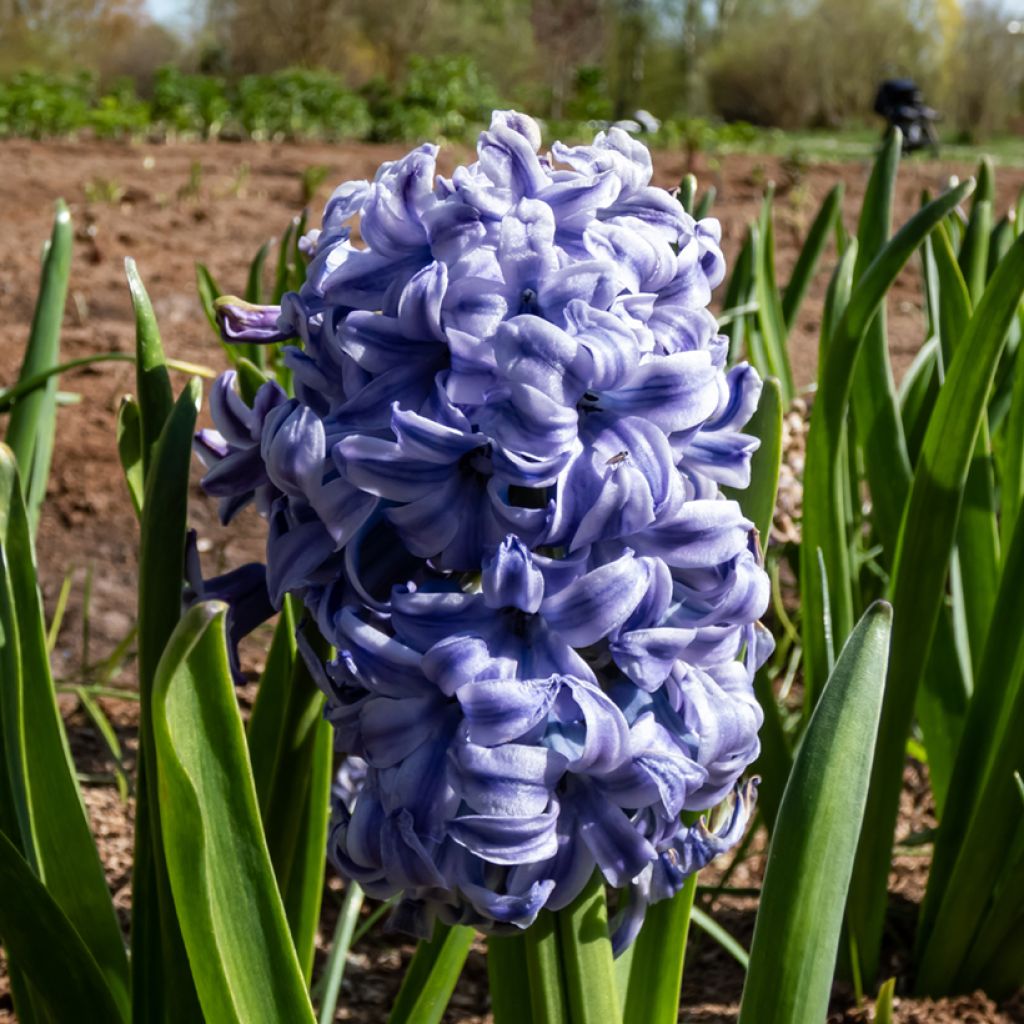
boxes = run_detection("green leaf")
[247,599,297,806]
[690,905,749,969]
[849,229,1024,984]
[678,174,697,214]
[917,495,1024,988]
[999,325,1024,545]
[235,356,271,405]
[751,665,793,834]
[273,219,297,303]
[152,601,316,1024]
[723,376,782,548]
[0,446,130,1015]
[752,192,795,403]
[0,353,216,414]
[848,128,911,571]
[249,611,331,981]
[781,183,842,331]
[388,922,475,1024]
[243,240,273,371]
[245,239,272,305]
[875,977,896,1024]
[898,337,940,466]
[738,603,892,1024]
[558,872,621,1024]
[126,258,174,479]
[195,262,222,335]
[132,378,203,1023]
[115,395,144,520]
[800,179,974,705]
[958,158,993,305]
[5,200,72,535]
[0,829,126,1023]
[622,873,696,1024]
[721,231,755,367]
[693,186,716,219]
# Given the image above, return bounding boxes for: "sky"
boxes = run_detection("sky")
[145,0,198,33]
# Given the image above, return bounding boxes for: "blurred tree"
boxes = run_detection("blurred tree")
[946,0,1024,139]
[611,0,649,118]
[530,0,604,117]
[0,0,146,70]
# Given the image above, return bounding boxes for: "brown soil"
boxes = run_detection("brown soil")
[2,137,1023,1023]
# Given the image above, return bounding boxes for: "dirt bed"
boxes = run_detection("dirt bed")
[1,137,1023,1023]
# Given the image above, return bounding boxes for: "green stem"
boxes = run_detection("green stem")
[487,933,533,1024]
[524,911,569,1024]
[316,882,363,1024]
[556,874,621,1024]
[622,873,697,1024]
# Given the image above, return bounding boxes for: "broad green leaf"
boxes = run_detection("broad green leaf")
[115,395,144,520]
[152,601,315,1024]
[251,615,331,980]
[5,200,72,535]
[917,496,1024,987]
[781,183,842,331]
[849,229,1024,983]
[800,179,973,705]
[127,258,174,478]
[388,922,475,1024]
[488,934,533,1024]
[0,447,130,1014]
[738,603,892,1024]
[622,873,696,1024]
[131,379,203,1023]
[0,829,126,1023]
[558,872,621,1024]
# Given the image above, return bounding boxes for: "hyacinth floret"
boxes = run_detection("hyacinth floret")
[195,110,773,949]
